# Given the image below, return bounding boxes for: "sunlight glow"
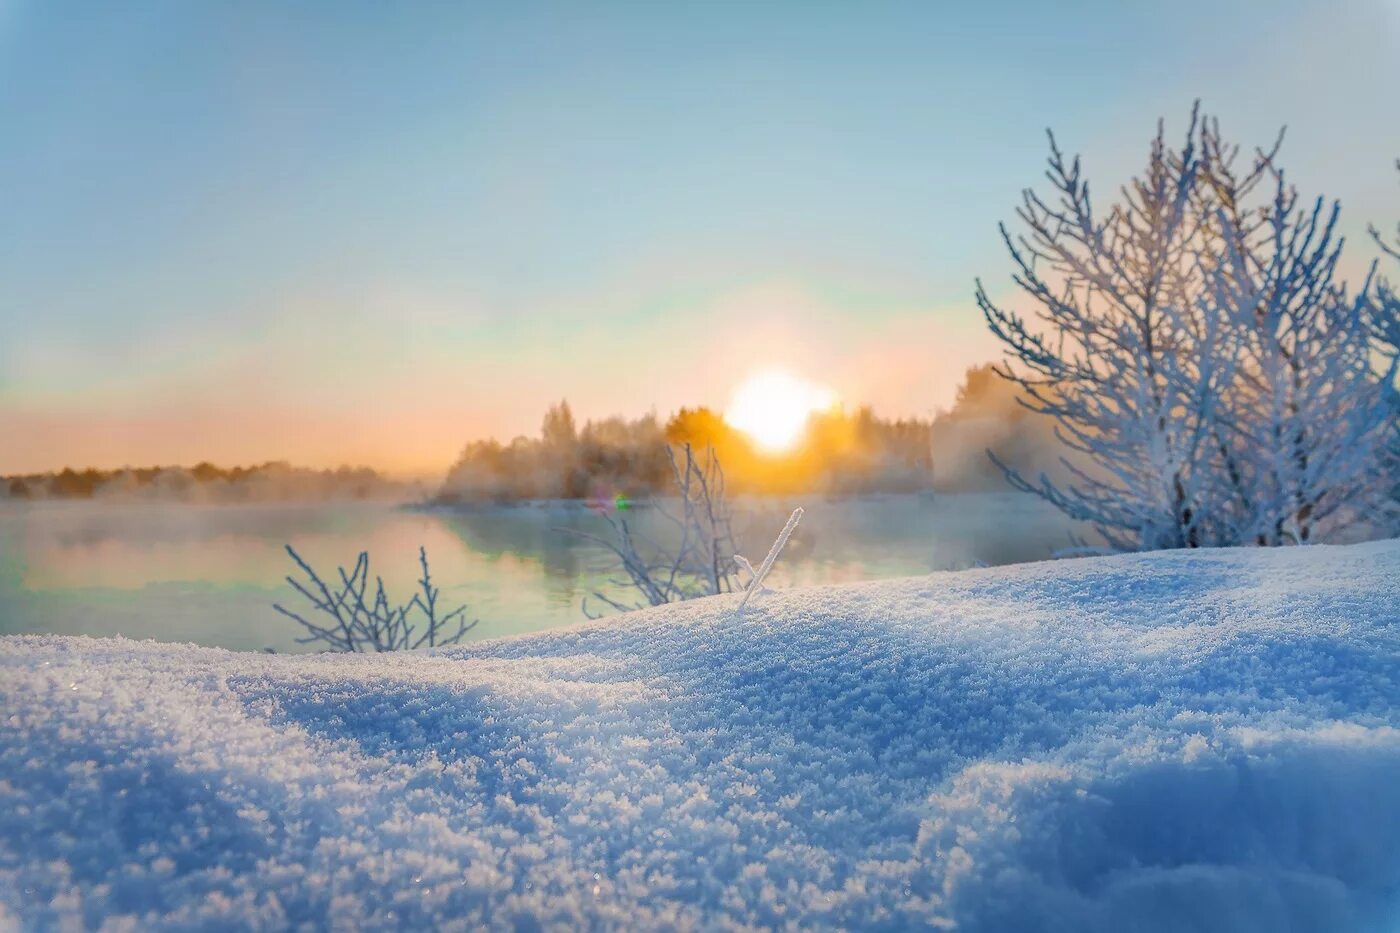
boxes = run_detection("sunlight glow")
[725,369,837,453]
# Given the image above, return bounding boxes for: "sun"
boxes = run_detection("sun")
[725,369,837,453]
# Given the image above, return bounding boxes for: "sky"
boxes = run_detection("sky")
[2,0,1398,476]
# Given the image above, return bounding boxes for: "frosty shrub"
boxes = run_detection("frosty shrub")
[274,545,476,652]
[978,103,1398,550]
[566,444,805,617]
[1368,160,1400,530]
[565,444,743,616]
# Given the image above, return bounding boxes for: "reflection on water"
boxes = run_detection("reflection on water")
[0,494,1080,653]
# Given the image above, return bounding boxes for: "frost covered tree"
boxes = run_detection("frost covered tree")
[977,105,1224,550]
[978,105,1396,550]
[1201,141,1395,544]
[1371,164,1400,361]
[1368,161,1400,526]
[540,399,586,498]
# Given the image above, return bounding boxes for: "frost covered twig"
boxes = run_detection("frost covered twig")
[735,507,803,612]
[273,545,476,652]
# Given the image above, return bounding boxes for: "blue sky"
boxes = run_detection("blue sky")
[2,0,1398,473]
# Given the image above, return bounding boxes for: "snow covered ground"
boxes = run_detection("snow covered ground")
[2,540,1398,931]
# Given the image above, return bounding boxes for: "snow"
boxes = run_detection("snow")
[2,540,1398,931]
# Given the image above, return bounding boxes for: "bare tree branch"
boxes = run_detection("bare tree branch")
[274,545,477,651]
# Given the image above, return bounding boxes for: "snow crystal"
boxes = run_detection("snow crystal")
[2,540,1398,930]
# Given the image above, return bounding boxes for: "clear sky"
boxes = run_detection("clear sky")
[2,0,1398,475]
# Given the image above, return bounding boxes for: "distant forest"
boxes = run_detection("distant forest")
[1,461,416,503]
[3,366,1065,506]
[436,364,1065,503]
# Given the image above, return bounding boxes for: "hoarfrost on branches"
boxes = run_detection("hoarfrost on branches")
[273,545,476,652]
[978,103,1397,549]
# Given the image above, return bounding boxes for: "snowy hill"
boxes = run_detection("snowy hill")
[2,541,1398,931]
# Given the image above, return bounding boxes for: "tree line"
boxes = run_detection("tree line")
[434,367,1059,505]
[1,462,412,503]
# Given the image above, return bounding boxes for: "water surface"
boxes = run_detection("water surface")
[0,494,1079,652]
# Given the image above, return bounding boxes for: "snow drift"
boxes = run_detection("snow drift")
[2,541,1398,931]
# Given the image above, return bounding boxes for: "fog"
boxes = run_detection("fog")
[0,493,1083,652]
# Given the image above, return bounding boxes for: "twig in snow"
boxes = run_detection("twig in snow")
[735,507,803,613]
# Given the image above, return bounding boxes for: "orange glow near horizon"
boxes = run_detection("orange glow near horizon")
[1,286,997,477]
[724,369,838,453]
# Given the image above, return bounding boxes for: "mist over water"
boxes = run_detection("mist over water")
[0,494,1081,653]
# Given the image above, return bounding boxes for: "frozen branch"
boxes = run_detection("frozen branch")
[564,444,744,617]
[735,507,803,613]
[274,545,476,652]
